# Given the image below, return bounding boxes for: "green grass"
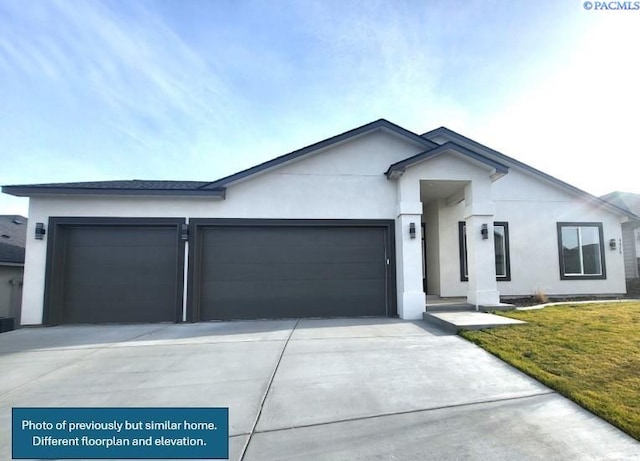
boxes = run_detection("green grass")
[460,302,640,440]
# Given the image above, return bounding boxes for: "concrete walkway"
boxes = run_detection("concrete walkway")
[425,310,526,332]
[1,319,638,460]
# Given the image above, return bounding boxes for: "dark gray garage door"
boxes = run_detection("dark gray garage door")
[46,219,184,324]
[192,223,391,320]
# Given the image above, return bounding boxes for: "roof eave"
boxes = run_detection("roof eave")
[2,186,226,199]
[385,142,509,180]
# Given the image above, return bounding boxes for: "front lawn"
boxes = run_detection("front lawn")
[460,302,640,440]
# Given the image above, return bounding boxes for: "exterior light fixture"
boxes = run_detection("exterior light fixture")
[180,223,189,241]
[481,224,489,240]
[609,239,616,250]
[35,222,46,240]
[409,222,416,239]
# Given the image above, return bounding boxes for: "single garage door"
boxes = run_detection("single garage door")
[191,222,393,320]
[45,218,185,324]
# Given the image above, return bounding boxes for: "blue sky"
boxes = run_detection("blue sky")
[1,0,639,215]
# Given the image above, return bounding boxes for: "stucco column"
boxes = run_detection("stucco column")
[396,201,426,319]
[464,181,499,307]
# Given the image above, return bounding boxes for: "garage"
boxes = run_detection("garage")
[45,218,185,324]
[189,220,395,320]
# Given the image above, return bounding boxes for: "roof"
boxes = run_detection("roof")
[385,142,509,180]
[1,119,635,219]
[422,126,635,219]
[0,215,27,265]
[3,180,225,198]
[600,191,640,218]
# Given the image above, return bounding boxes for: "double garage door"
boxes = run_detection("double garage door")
[45,218,395,324]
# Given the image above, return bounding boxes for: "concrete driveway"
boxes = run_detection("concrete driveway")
[0,318,638,460]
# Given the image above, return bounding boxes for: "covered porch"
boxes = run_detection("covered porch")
[387,143,510,319]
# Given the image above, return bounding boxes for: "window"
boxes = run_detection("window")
[557,222,606,280]
[458,221,511,282]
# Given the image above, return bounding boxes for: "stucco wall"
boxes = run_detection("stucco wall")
[436,168,626,297]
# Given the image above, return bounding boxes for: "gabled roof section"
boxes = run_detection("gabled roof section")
[600,191,640,218]
[2,180,225,198]
[0,215,27,265]
[385,142,509,180]
[422,127,635,219]
[199,119,439,190]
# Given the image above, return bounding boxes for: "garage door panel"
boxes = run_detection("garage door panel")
[64,286,173,323]
[65,250,176,284]
[203,277,385,294]
[195,224,390,320]
[203,262,385,282]
[66,227,173,247]
[202,227,381,247]
[208,282,386,319]
[67,244,176,261]
[202,244,384,265]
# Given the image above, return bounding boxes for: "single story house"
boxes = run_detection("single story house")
[599,191,640,279]
[2,119,635,325]
[0,215,27,329]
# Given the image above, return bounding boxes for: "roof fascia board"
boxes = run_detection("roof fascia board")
[200,119,438,190]
[385,142,509,178]
[423,127,635,219]
[2,186,226,198]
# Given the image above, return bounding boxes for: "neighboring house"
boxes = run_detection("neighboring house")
[600,191,640,279]
[2,119,635,325]
[0,215,27,327]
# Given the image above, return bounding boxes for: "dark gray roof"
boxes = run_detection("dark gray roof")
[0,215,27,265]
[385,142,509,179]
[3,180,225,198]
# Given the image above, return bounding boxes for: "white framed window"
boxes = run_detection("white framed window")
[557,222,606,279]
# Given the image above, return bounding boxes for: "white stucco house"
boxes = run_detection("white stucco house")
[2,119,634,325]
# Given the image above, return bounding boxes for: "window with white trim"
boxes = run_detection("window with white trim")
[458,221,511,282]
[557,222,606,280]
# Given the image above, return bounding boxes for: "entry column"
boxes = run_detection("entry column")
[464,181,499,307]
[396,201,426,319]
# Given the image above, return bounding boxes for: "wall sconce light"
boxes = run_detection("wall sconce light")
[481,224,489,240]
[609,239,616,250]
[35,222,46,240]
[409,222,416,239]
[180,223,189,241]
